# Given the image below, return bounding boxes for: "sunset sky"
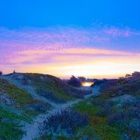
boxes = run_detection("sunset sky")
[0,0,140,78]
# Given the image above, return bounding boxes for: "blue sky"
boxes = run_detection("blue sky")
[0,0,140,29]
[0,0,140,78]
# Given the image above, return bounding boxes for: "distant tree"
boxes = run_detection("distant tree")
[132,71,140,78]
[13,70,16,73]
[118,77,126,84]
[68,75,81,87]
[0,71,2,76]
[125,74,132,78]
[78,76,86,82]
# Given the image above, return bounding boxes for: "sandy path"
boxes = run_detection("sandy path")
[21,86,100,140]
[0,75,100,140]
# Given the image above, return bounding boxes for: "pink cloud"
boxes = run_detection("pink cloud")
[7,47,139,66]
[0,26,140,77]
[104,27,140,37]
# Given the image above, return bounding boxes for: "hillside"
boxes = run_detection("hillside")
[0,72,92,139]
[0,72,140,140]
[2,73,87,102]
[0,77,51,139]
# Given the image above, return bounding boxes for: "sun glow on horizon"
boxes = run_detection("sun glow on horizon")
[82,82,94,87]
[2,51,140,79]
[1,27,140,78]
[44,60,140,78]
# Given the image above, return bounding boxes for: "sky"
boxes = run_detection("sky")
[0,0,140,78]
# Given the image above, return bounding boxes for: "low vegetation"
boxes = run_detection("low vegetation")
[98,72,140,98]
[0,72,140,139]
[0,78,51,116]
[0,77,51,139]
[41,109,89,136]
[9,73,87,103]
[0,107,24,140]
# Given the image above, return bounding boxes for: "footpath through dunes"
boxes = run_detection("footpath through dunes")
[21,85,100,140]
[0,73,100,139]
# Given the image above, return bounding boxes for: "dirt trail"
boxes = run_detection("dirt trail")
[21,86,100,140]
[0,75,100,140]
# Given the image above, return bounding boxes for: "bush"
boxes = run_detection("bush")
[67,76,81,87]
[42,109,89,136]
